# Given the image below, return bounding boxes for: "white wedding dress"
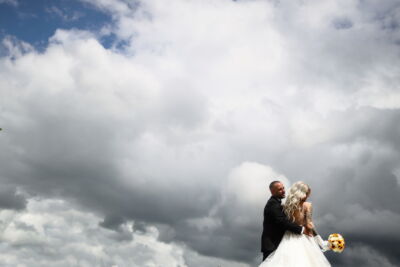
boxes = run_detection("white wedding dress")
[259,202,331,267]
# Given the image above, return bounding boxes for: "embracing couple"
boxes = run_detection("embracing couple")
[260,181,331,267]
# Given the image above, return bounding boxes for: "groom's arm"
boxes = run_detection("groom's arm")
[270,202,302,234]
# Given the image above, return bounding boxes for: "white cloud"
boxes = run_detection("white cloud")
[0,198,187,267]
[223,162,289,207]
[1,36,33,58]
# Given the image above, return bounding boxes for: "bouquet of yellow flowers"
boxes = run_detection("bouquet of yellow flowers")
[328,233,345,253]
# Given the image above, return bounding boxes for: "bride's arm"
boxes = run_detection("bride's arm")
[304,202,315,233]
[304,202,330,251]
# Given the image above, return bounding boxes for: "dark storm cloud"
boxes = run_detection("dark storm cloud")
[0,187,27,210]
[156,107,400,266]
[290,108,400,266]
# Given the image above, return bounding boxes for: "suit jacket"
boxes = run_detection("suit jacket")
[261,196,302,252]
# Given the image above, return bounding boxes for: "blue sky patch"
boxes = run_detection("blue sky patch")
[0,0,112,51]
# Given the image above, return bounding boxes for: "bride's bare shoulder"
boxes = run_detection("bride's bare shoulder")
[303,202,312,210]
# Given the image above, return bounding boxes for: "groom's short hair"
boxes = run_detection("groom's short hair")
[269,181,281,190]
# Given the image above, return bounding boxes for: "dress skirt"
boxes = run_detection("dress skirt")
[259,231,331,267]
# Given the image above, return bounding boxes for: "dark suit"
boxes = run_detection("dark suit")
[261,196,302,260]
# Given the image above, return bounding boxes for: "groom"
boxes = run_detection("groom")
[261,181,307,260]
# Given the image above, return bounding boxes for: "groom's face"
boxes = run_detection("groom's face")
[272,182,286,199]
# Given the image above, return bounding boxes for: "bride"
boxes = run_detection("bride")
[259,181,331,267]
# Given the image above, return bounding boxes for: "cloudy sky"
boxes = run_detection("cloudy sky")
[1,0,400,266]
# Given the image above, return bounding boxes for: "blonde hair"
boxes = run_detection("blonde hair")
[283,181,310,221]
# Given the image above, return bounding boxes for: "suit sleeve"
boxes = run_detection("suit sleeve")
[270,202,302,234]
